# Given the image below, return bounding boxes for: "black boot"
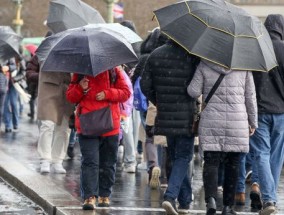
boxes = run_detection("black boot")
[206,197,216,215]
[221,206,237,215]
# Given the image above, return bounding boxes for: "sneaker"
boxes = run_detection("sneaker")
[160,177,168,188]
[136,152,143,160]
[123,164,136,173]
[13,126,18,132]
[217,186,223,193]
[259,202,276,215]
[178,204,190,214]
[5,128,12,133]
[52,163,66,174]
[149,166,161,189]
[250,183,262,209]
[67,146,75,159]
[82,196,96,210]
[245,170,252,184]
[27,113,34,120]
[98,196,110,207]
[222,206,237,215]
[162,197,178,215]
[40,161,50,173]
[137,162,147,170]
[235,192,245,205]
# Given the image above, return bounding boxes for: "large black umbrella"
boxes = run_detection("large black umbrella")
[36,26,139,76]
[154,0,277,72]
[47,0,105,34]
[0,26,22,64]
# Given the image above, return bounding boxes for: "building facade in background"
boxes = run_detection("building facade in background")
[0,0,284,38]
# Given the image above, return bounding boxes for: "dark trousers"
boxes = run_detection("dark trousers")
[203,151,241,206]
[78,134,119,200]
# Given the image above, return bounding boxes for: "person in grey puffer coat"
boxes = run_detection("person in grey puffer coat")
[187,60,257,215]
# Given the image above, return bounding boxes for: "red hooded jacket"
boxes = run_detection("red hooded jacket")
[66,67,131,137]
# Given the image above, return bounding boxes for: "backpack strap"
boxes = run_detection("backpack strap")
[204,74,225,107]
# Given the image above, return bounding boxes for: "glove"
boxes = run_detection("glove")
[145,125,154,137]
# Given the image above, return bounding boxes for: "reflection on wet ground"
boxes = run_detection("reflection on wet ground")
[0,178,45,214]
[0,116,284,215]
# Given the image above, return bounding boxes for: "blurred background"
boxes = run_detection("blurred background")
[0,0,284,40]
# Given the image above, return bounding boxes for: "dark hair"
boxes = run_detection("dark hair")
[120,20,137,33]
[45,31,52,37]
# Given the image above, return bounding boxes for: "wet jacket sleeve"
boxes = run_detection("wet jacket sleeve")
[104,68,131,103]
[187,63,204,98]
[140,57,156,105]
[26,55,40,83]
[66,74,85,104]
[245,71,258,129]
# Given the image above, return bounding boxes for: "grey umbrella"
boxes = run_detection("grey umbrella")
[36,26,139,76]
[154,0,277,72]
[0,26,22,64]
[47,0,105,34]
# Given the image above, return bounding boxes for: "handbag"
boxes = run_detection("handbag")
[79,105,114,136]
[192,74,225,136]
[78,70,116,136]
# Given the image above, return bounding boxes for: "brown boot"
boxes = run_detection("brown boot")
[250,183,262,209]
[235,192,245,205]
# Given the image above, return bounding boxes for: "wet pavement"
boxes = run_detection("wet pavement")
[0,109,284,215]
[0,177,45,214]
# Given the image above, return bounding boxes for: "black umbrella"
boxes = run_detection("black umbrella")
[47,0,105,34]
[0,26,22,64]
[36,26,139,76]
[154,0,277,72]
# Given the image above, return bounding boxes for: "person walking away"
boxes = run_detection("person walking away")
[141,39,200,215]
[26,53,39,120]
[119,68,136,173]
[3,57,25,132]
[66,67,131,210]
[187,60,257,215]
[37,69,73,174]
[0,65,10,132]
[133,28,167,172]
[249,14,284,215]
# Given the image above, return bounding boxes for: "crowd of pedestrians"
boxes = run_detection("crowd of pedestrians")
[1,3,284,215]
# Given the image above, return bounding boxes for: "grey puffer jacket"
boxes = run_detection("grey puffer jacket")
[187,61,257,153]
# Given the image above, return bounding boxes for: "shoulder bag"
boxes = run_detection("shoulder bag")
[192,74,225,136]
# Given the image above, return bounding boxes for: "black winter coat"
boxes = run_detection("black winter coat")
[141,42,200,136]
[253,14,284,114]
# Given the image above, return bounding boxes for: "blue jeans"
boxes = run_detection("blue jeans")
[165,135,194,207]
[236,153,247,193]
[3,85,19,129]
[0,92,7,128]
[250,113,284,203]
[78,134,119,200]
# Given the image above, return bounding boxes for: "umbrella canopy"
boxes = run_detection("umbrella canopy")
[0,26,22,64]
[154,0,277,72]
[36,26,139,76]
[47,0,105,33]
[24,44,38,56]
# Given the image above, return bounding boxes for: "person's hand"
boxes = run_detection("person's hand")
[79,77,89,90]
[249,127,255,136]
[96,91,106,101]
[1,66,9,73]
